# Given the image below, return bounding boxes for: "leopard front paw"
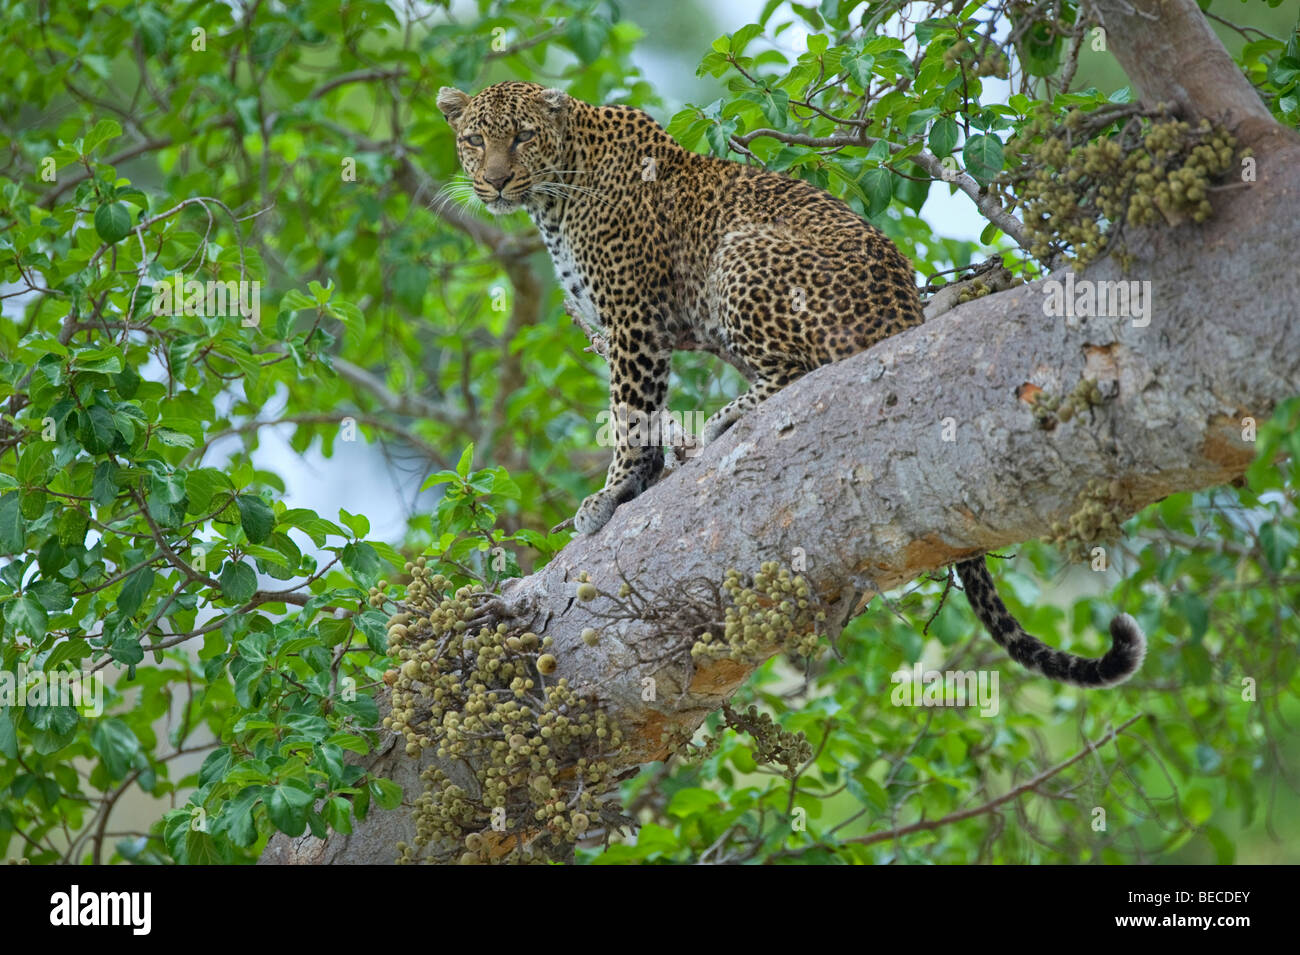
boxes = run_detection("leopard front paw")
[573,489,618,535]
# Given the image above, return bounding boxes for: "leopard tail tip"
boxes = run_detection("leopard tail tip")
[1103,612,1147,686]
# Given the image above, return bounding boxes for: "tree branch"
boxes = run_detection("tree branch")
[1087,0,1283,146]
[790,713,1148,854]
[730,126,1036,253]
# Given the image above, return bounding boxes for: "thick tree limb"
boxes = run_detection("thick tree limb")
[1087,0,1278,146]
[263,0,1300,862]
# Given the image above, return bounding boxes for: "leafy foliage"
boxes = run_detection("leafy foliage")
[0,0,626,863]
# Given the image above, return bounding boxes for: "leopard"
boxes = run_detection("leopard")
[437,80,1146,689]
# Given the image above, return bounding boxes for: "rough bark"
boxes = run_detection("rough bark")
[1085,0,1280,148]
[262,0,1300,863]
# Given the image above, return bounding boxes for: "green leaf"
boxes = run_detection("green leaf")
[731,23,763,56]
[929,116,959,158]
[91,718,142,779]
[369,540,406,570]
[16,443,55,486]
[369,777,403,810]
[280,289,316,312]
[335,693,379,726]
[354,607,389,653]
[220,561,257,603]
[566,16,610,63]
[342,542,381,587]
[1260,521,1295,572]
[448,36,486,84]
[199,746,234,786]
[455,444,474,479]
[843,51,874,88]
[904,107,939,139]
[1269,55,1300,87]
[237,632,269,664]
[0,492,25,553]
[83,118,124,154]
[236,494,275,544]
[5,595,48,638]
[109,630,144,666]
[323,795,353,834]
[1180,642,1213,684]
[962,133,1004,185]
[666,109,710,151]
[75,348,126,376]
[747,87,790,126]
[307,279,333,304]
[314,743,346,783]
[764,88,790,127]
[92,461,120,507]
[1019,20,1064,77]
[329,299,363,329]
[185,468,234,514]
[94,202,133,244]
[117,566,155,618]
[860,166,894,215]
[79,405,119,453]
[154,428,195,449]
[0,708,17,759]
[214,786,263,848]
[706,117,738,156]
[150,471,187,505]
[338,508,369,538]
[1204,825,1237,865]
[266,781,316,836]
[1182,786,1213,825]
[391,264,426,312]
[489,469,522,499]
[284,713,330,740]
[665,787,719,818]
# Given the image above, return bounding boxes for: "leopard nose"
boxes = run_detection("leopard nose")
[483,172,513,192]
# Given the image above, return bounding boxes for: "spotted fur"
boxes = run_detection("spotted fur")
[438,81,1145,688]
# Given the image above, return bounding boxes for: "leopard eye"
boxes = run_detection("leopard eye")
[514,129,536,144]
[465,134,484,148]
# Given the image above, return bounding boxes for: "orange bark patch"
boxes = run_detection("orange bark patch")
[1083,343,1120,382]
[484,829,535,860]
[1016,382,1043,404]
[627,707,675,763]
[1200,415,1258,476]
[688,656,753,696]
[902,533,963,572]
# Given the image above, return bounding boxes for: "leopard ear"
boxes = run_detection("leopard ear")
[437,87,471,127]
[538,87,568,114]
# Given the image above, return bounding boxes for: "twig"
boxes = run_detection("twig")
[846,713,1146,848]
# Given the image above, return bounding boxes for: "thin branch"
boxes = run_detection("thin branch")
[845,714,1146,848]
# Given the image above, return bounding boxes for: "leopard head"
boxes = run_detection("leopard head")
[437,81,569,215]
